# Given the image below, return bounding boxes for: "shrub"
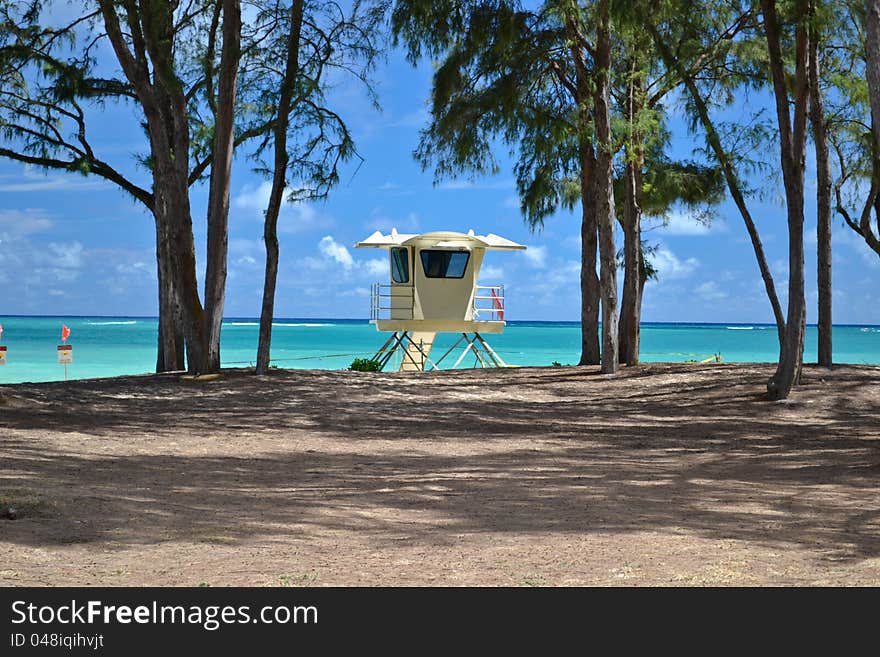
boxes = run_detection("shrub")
[349,358,382,372]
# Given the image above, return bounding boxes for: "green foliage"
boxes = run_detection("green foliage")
[394,1,584,228]
[617,241,660,282]
[393,0,732,234]
[235,0,388,202]
[349,357,382,372]
[0,0,386,208]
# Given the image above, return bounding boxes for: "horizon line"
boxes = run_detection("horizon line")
[0,315,878,329]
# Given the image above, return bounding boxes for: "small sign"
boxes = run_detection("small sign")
[0,345,6,366]
[57,344,73,364]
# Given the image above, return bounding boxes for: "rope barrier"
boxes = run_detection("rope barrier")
[222,349,722,367]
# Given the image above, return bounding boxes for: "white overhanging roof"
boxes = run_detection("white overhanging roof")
[355,228,526,251]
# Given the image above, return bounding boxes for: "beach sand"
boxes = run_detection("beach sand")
[1,363,878,586]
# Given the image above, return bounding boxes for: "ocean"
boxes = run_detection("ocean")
[0,316,878,384]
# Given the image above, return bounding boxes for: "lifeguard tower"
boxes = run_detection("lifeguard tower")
[356,228,526,371]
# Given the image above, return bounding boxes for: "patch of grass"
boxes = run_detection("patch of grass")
[521,575,546,587]
[0,488,49,518]
[349,358,382,372]
[279,572,319,587]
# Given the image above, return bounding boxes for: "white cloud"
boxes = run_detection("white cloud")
[47,241,84,269]
[562,234,581,250]
[387,107,430,129]
[436,179,514,191]
[695,281,728,301]
[116,261,151,275]
[522,245,547,268]
[232,182,333,234]
[364,258,387,276]
[835,227,880,269]
[651,245,699,280]
[0,208,53,238]
[771,258,789,278]
[651,209,722,236]
[318,235,354,270]
[0,167,111,193]
[519,258,581,305]
[479,265,505,281]
[229,238,261,256]
[233,182,272,211]
[365,211,420,233]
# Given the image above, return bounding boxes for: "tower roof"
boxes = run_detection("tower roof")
[355,228,526,251]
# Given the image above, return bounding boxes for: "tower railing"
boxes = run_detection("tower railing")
[472,284,505,321]
[370,283,414,321]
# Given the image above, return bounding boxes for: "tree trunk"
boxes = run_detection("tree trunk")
[154,155,205,373]
[809,18,832,368]
[619,65,644,367]
[619,156,643,366]
[100,0,208,373]
[867,0,880,152]
[203,0,242,373]
[256,0,306,375]
[594,0,619,374]
[155,214,184,372]
[762,0,810,399]
[568,18,600,367]
[149,86,205,374]
[578,145,601,366]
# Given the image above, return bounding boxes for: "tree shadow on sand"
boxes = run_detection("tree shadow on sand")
[1,364,878,564]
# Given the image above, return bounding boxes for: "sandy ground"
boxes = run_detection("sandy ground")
[1,363,879,587]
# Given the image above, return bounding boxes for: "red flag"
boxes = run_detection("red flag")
[490,288,504,321]
[61,324,70,343]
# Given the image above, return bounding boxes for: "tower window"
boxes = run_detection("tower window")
[420,250,470,278]
[390,247,409,283]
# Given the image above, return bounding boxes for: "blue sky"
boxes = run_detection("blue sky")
[1,40,878,325]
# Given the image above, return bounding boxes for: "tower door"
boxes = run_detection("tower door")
[389,246,414,320]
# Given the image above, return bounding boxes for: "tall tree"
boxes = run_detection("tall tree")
[0,0,247,373]
[392,0,623,368]
[203,0,242,372]
[249,0,383,374]
[867,0,880,149]
[0,1,179,367]
[0,1,313,373]
[809,0,832,367]
[593,0,619,372]
[648,3,787,350]
[618,55,646,365]
[254,0,306,376]
[761,0,810,399]
[830,0,880,258]
[613,4,726,365]
[97,0,249,373]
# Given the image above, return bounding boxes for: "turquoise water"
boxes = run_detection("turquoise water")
[0,316,878,383]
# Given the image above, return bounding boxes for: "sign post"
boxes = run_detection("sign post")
[58,324,72,380]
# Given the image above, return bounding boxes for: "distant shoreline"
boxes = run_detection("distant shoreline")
[1,315,878,329]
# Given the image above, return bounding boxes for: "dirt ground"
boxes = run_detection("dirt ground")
[1,363,879,586]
